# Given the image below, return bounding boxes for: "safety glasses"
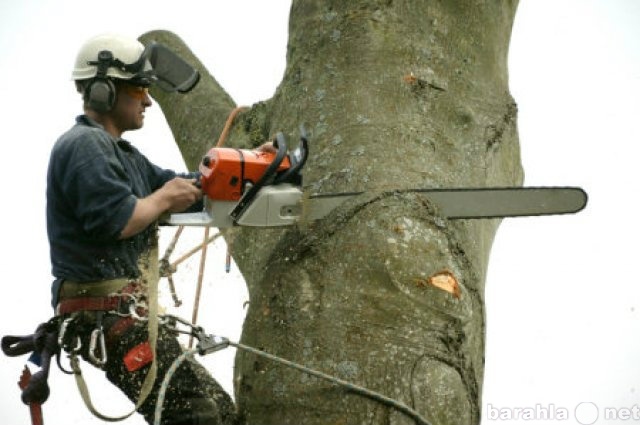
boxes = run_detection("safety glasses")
[121,83,149,101]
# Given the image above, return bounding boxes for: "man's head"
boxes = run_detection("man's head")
[72,34,153,135]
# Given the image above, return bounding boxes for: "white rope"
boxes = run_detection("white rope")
[153,347,199,425]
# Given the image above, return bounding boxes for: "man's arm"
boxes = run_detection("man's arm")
[119,177,202,239]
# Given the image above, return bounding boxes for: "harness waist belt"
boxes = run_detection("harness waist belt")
[56,279,147,315]
[56,296,125,315]
[59,278,133,298]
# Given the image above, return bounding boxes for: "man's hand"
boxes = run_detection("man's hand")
[119,177,202,239]
[160,177,203,213]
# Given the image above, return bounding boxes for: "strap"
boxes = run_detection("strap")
[70,245,160,421]
[56,296,123,315]
[59,278,132,298]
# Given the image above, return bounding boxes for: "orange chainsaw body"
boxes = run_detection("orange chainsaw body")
[199,147,291,201]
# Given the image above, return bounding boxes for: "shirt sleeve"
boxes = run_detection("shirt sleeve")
[134,149,203,212]
[61,137,137,241]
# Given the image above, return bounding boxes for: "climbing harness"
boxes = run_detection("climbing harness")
[56,248,162,422]
[67,246,162,423]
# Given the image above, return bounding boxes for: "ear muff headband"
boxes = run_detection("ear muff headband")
[85,50,118,112]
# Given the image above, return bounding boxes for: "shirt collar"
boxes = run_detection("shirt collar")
[75,115,134,152]
[76,114,104,129]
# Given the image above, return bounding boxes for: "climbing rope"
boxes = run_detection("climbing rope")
[216,106,248,147]
[188,226,210,348]
[154,347,199,425]
[153,319,433,425]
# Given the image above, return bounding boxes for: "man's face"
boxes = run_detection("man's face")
[110,81,152,133]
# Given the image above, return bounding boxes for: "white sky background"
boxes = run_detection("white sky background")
[0,1,638,424]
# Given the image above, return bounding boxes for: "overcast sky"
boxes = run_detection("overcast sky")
[0,1,638,425]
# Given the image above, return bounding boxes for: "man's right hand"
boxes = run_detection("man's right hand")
[119,177,203,239]
[160,177,203,213]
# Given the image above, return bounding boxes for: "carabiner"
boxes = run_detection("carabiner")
[57,317,72,347]
[88,327,107,366]
[58,316,82,353]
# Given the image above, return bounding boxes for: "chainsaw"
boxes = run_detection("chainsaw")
[165,128,587,228]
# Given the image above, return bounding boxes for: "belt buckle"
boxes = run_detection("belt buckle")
[113,293,136,316]
[113,293,148,321]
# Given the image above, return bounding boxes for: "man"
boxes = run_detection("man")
[47,33,236,425]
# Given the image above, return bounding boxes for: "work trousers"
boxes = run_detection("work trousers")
[73,312,238,425]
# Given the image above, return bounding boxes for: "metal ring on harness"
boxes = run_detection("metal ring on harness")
[127,302,148,322]
[106,292,148,321]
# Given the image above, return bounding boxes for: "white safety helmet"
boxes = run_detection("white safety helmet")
[71,33,199,112]
[72,33,152,82]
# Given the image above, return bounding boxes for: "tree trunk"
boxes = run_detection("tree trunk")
[141,1,522,424]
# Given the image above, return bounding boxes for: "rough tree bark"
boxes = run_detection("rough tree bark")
[141,1,522,424]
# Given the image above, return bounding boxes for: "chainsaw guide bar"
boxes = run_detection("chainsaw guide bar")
[306,186,588,220]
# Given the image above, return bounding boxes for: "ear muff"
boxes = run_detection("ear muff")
[83,50,119,113]
[85,78,116,113]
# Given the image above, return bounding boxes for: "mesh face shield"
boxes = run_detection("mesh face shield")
[121,42,200,93]
[145,43,200,93]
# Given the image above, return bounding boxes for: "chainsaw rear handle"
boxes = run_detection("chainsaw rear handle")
[229,132,289,221]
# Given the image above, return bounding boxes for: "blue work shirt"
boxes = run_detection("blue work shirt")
[47,115,198,305]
